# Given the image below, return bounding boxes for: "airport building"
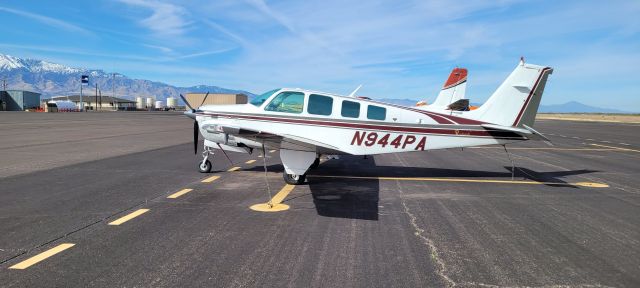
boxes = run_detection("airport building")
[49,95,137,110]
[0,90,41,111]
[183,93,248,108]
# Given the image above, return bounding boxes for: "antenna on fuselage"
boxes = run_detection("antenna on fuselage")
[348,84,362,98]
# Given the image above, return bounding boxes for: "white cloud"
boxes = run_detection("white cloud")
[0,6,94,36]
[117,0,190,36]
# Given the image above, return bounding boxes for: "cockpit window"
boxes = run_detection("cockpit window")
[250,89,280,107]
[264,91,305,113]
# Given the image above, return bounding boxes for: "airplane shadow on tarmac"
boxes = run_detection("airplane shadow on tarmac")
[243,156,597,221]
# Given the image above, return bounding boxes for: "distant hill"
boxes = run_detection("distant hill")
[0,53,256,101]
[538,101,631,113]
[373,98,631,114]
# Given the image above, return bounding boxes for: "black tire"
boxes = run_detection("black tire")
[283,172,306,185]
[198,160,212,173]
[310,158,320,169]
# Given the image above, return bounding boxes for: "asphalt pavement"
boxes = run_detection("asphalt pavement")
[0,113,638,287]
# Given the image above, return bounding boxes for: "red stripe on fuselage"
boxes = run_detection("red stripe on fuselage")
[197,112,523,139]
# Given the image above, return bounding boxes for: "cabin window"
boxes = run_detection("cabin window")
[250,88,280,107]
[341,100,360,118]
[367,105,386,120]
[307,94,333,116]
[264,92,305,113]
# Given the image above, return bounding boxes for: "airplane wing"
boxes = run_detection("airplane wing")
[202,122,342,153]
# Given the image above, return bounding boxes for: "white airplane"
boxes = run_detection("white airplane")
[182,59,552,185]
[416,67,468,111]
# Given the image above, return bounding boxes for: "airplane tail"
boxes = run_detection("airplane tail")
[467,60,553,128]
[431,68,467,107]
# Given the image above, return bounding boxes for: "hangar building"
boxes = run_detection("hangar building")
[183,93,248,108]
[0,90,41,111]
[50,95,137,110]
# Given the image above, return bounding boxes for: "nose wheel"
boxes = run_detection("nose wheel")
[198,146,214,173]
[199,160,212,173]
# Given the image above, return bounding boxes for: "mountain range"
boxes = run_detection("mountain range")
[0,54,255,101]
[0,53,632,113]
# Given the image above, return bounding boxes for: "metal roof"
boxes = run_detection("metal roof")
[50,95,136,103]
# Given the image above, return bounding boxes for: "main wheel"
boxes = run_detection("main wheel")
[309,158,320,169]
[283,172,306,185]
[198,160,212,173]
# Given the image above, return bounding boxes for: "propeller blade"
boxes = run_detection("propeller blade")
[193,120,198,155]
[199,91,210,107]
[180,94,195,111]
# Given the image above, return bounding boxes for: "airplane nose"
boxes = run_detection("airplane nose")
[184,110,196,120]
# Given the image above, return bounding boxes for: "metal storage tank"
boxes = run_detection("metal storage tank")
[145,97,154,108]
[136,97,144,109]
[166,97,176,108]
[155,100,165,109]
[47,100,76,112]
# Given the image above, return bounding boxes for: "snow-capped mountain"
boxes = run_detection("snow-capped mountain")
[0,53,255,100]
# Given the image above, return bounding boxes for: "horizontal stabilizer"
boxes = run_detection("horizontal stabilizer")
[482,123,551,143]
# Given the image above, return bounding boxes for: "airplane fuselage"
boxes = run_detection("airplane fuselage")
[195,88,526,156]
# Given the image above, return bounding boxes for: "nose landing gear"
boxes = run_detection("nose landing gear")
[198,146,214,173]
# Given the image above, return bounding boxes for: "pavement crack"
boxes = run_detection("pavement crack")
[401,200,456,287]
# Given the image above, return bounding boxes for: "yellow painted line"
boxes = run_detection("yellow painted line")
[245,160,256,164]
[271,184,295,205]
[201,175,220,183]
[309,175,608,188]
[470,147,616,151]
[250,184,295,212]
[108,209,150,226]
[227,166,241,172]
[167,188,193,199]
[9,243,75,269]
[590,143,640,153]
[269,149,276,153]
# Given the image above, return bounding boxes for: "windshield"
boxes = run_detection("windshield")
[250,89,280,107]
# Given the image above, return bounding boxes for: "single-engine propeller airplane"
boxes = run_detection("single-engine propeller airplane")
[181,58,552,185]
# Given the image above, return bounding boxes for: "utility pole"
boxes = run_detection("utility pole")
[112,73,116,111]
[80,84,83,111]
[80,75,88,111]
[95,83,98,111]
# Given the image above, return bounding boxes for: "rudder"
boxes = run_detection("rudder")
[466,60,553,127]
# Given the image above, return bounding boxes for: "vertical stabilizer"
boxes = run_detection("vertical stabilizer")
[466,61,553,127]
[431,68,467,107]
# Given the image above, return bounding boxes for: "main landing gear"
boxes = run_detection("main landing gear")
[284,157,318,183]
[198,146,214,173]
[283,173,306,185]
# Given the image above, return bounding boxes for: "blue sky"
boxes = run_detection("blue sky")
[0,0,638,111]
